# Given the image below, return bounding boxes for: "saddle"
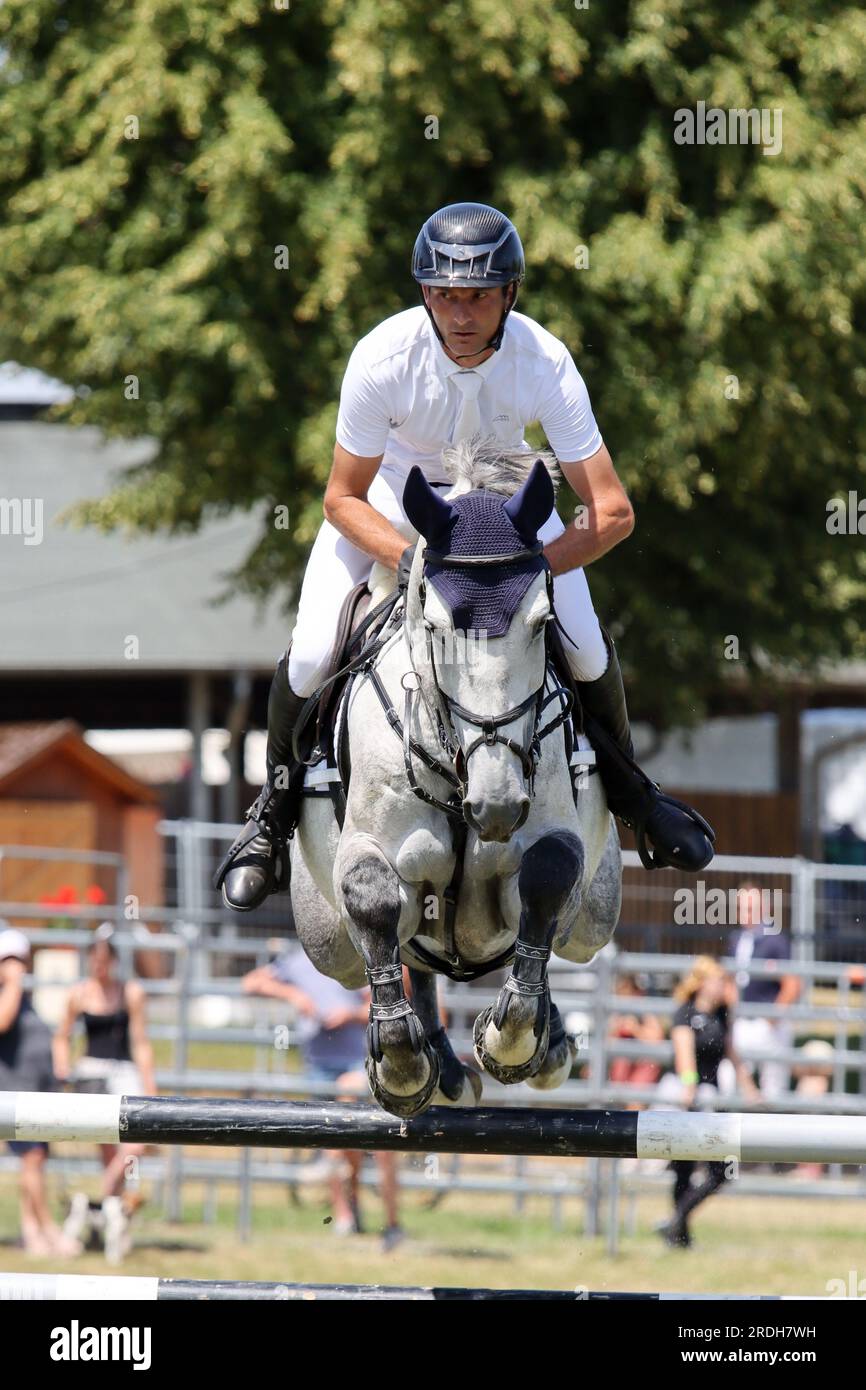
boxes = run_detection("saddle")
[312,581,373,751]
[296,580,401,824]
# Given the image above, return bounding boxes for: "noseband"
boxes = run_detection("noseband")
[365,541,574,823]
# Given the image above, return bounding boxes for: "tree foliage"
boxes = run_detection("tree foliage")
[1,0,864,725]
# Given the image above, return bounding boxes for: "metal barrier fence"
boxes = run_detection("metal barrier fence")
[1,924,862,1100]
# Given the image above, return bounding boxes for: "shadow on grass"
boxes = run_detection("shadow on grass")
[416,1244,515,1263]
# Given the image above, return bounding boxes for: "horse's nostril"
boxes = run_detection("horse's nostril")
[464,798,531,839]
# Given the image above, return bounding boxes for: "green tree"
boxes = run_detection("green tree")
[1,0,864,726]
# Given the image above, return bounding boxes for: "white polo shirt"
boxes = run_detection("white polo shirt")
[335,306,603,485]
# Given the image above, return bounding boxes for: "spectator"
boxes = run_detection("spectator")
[655,956,759,1249]
[243,947,404,1251]
[728,881,800,1099]
[53,924,156,1262]
[608,974,665,1098]
[0,927,78,1256]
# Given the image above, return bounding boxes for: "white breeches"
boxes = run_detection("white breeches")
[288,469,609,697]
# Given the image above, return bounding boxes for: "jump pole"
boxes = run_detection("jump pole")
[2,1094,866,1164]
[0,1274,829,1302]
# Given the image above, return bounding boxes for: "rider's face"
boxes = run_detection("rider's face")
[423,285,513,364]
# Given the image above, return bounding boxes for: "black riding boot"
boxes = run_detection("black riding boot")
[577,628,715,873]
[213,651,309,911]
[658,1163,727,1246]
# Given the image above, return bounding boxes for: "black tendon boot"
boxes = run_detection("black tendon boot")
[577,628,715,873]
[213,652,309,910]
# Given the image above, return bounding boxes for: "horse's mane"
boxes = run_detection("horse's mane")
[439,435,561,500]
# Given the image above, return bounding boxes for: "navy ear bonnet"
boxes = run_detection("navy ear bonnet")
[402,460,554,637]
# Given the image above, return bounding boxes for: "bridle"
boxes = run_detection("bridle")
[364,540,575,826]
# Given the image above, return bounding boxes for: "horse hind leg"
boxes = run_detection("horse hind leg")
[409,968,482,1107]
[552,816,622,966]
[474,831,583,1085]
[340,853,440,1118]
[526,822,622,1090]
[525,1001,577,1091]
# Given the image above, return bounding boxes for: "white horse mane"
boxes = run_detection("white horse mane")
[439,435,562,499]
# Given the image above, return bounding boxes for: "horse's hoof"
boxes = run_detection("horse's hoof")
[427,1026,483,1106]
[432,1065,483,1107]
[526,1035,576,1090]
[526,1002,575,1091]
[472,988,551,1085]
[365,1043,441,1118]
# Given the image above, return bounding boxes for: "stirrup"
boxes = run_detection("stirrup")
[630,792,716,872]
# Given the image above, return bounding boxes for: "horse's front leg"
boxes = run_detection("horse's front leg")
[339,850,440,1118]
[473,831,584,1084]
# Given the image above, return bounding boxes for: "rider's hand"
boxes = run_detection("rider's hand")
[397,544,416,592]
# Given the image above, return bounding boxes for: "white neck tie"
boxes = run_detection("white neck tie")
[450,370,483,443]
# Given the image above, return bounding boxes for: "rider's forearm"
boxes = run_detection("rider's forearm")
[324,495,409,570]
[543,505,634,577]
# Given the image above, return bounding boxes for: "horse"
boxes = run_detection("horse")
[290,440,622,1117]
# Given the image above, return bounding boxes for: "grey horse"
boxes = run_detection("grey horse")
[290,441,622,1117]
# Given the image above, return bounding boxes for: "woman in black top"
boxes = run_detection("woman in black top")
[657,956,758,1248]
[54,926,156,1261]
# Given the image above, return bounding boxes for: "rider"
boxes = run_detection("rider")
[215,202,715,910]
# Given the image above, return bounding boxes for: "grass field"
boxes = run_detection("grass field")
[1,1159,862,1298]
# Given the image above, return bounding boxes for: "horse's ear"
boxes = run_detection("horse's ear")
[403,466,457,543]
[503,457,554,541]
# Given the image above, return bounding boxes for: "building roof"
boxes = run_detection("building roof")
[0,361,74,406]
[0,720,158,801]
[0,421,296,674]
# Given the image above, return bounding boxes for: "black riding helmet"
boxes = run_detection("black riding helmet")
[411,202,525,355]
